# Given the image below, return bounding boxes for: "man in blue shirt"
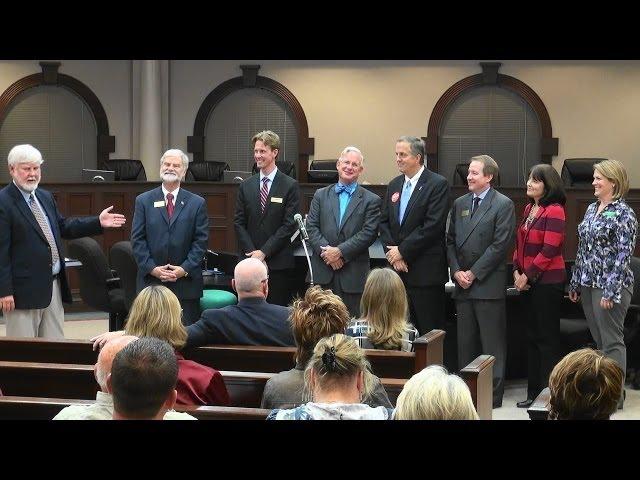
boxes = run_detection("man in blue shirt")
[306,146,381,317]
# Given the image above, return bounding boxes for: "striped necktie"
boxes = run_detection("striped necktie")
[260,177,270,213]
[29,194,59,266]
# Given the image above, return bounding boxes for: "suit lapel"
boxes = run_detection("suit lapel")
[10,184,47,242]
[401,169,428,226]
[155,187,170,225]
[169,189,188,227]
[329,185,340,229]
[262,171,280,219]
[339,185,363,232]
[389,177,403,227]
[459,188,495,246]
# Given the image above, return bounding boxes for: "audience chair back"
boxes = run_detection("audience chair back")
[109,241,138,312]
[560,158,606,187]
[103,159,147,181]
[186,161,230,181]
[67,237,126,331]
[252,160,296,179]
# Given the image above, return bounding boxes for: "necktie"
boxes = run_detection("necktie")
[471,196,481,217]
[29,194,59,268]
[166,193,175,219]
[398,181,412,223]
[260,177,270,213]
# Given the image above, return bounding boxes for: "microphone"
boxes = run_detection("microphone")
[294,213,309,240]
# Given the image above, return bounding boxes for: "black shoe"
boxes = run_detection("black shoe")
[493,400,503,409]
[517,399,534,408]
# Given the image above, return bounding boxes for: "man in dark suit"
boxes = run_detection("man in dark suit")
[234,130,300,307]
[0,144,126,339]
[186,258,293,347]
[305,146,381,317]
[446,155,515,408]
[379,136,449,335]
[131,148,208,325]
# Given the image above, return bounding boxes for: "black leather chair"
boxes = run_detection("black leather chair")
[453,163,470,186]
[109,241,138,314]
[103,159,147,181]
[560,158,606,187]
[67,237,127,331]
[252,160,296,179]
[186,161,230,181]
[307,159,338,183]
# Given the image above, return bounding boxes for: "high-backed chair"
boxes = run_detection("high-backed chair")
[103,159,147,181]
[453,163,470,186]
[307,159,338,183]
[251,160,296,179]
[109,241,138,314]
[186,161,230,182]
[67,237,127,331]
[560,158,605,187]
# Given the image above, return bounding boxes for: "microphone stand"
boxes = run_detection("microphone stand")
[300,232,314,286]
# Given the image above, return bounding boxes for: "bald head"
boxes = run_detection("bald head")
[95,335,139,392]
[232,258,269,298]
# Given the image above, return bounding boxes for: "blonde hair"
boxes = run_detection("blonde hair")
[124,285,187,350]
[303,333,374,402]
[548,348,623,420]
[290,286,350,366]
[360,268,409,350]
[394,365,479,420]
[594,159,629,199]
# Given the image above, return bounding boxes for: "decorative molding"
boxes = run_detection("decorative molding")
[0,63,114,168]
[426,63,558,173]
[190,67,314,181]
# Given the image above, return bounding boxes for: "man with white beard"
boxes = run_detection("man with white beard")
[131,149,208,325]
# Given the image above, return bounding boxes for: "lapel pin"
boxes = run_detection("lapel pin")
[418,185,423,191]
[180,201,184,206]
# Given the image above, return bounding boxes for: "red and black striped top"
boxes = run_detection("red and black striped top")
[513,203,566,284]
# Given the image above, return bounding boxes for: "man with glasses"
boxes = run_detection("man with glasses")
[379,136,449,336]
[185,258,294,347]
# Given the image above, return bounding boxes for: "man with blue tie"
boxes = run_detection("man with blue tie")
[0,144,126,338]
[131,149,208,325]
[379,136,449,335]
[306,146,381,317]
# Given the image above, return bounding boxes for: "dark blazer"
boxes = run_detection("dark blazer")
[379,168,449,287]
[131,186,208,300]
[234,170,300,271]
[0,183,102,309]
[306,184,381,293]
[185,296,294,347]
[446,188,516,300]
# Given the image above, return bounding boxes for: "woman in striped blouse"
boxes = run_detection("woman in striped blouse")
[569,160,637,406]
[513,164,567,408]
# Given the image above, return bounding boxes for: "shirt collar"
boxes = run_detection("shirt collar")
[404,165,425,186]
[260,167,278,184]
[473,186,491,201]
[162,184,180,200]
[14,181,36,202]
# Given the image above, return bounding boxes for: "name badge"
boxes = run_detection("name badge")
[271,197,283,203]
[461,209,470,217]
[154,201,166,208]
[603,211,617,219]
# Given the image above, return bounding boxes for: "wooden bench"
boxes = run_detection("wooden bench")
[0,396,270,420]
[0,355,493,416]
[527,387,551,420]
[0,329,445,379]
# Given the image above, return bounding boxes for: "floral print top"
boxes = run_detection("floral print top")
[569,199,637,303]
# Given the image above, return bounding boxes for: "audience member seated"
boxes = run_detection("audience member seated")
[267,334,394,420]
[261,286,392,410]
[393,365,479,420]
[109,337,182,420]
[91,286,230,406]
[54,335,195,420]
[548,348,623,420]
[186,258,294,347]
[346,268,418,352]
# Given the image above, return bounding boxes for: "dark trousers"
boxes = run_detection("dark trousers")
[181,299,201,326]
[522,283,563,400]
[406,285,445,335]
[267,268,296,307]
[323,277,361,319]
[456,298,506,406]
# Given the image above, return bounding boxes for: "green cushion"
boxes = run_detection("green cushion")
[200,289,237,311]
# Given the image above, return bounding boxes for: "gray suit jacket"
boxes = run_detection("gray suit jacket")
[446,188,515,300]
[306,184,381,293]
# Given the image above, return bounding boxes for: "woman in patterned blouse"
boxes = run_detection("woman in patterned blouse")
[346,268,418,352]
[512,164,567,408]
[569,159,637,404]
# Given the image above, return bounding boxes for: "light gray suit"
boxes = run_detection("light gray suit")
[446,187,515,406]
[306,184,381,316]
